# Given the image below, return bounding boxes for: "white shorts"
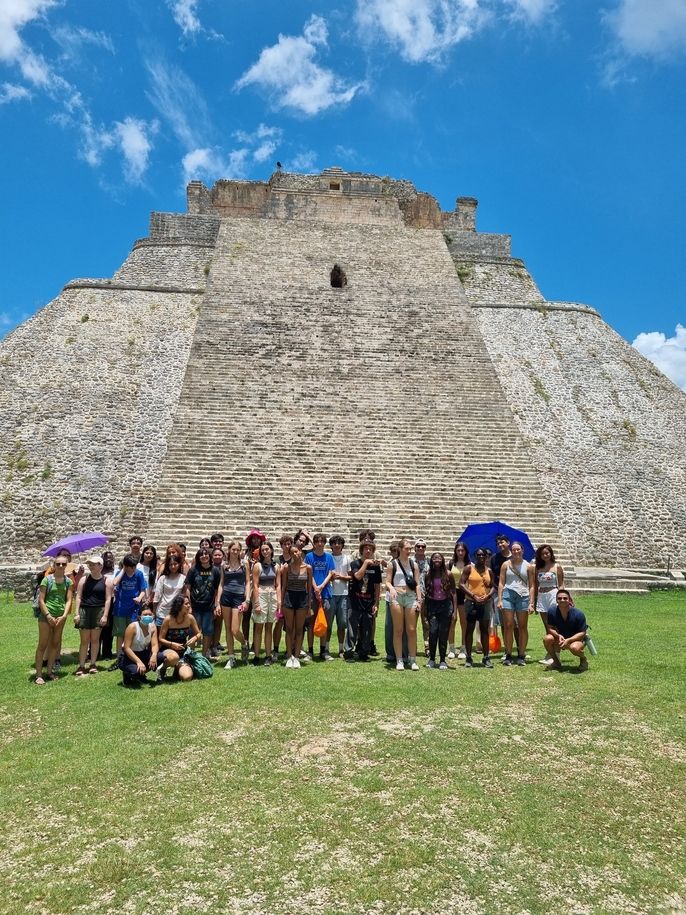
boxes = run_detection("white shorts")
[536,589,558,614]
[252,590,277,624]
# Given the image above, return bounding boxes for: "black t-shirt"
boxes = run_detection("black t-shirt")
[186,565,221,613]
[349,559,382,610]
[491,551,511,584]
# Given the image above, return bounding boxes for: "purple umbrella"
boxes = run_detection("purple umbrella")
[43,531,109,558]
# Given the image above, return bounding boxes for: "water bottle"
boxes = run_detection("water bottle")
[585,628,598,656]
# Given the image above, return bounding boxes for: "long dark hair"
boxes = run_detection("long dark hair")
[535,544,556,569]
[450,541,469,568]
[425,552,454,593]
[142,544,158,587]
[169,594,186,620]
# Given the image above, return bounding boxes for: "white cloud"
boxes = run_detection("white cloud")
[506,0,555,24]
[633,324,686,391]
[605,0,686,58]
[79,112,158,184]
[232,123,282,164]
[182,146,250,184]
[146,57,211,149]
[0,80,30,102]
[289,149,317,171]
[235,14,364,115]
[355,0,488,63]
[168,0,201,37]
[52,25,115,61]
[253,139,277,163]
[0,0,56,86]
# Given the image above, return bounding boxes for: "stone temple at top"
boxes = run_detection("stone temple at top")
[1,166,685,591]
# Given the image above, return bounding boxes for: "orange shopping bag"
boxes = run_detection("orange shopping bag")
[313,600,328,638]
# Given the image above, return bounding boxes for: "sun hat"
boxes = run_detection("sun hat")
[245,528,266,545]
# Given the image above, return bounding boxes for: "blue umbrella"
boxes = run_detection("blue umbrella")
[456,521,535,561]
[43,531,109,558]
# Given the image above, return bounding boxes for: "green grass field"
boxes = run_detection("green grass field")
[1,592,685,914]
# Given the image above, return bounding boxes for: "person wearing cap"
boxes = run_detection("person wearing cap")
[73,555,112,676]
[304,533,336,661]
[329,535,352,657]
[414,539,430,656]
[345,537,382,660]
[542,589,589,672]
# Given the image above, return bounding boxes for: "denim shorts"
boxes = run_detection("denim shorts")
[501,589,530,613]
[391,589,418,611]
[193,608,215,637]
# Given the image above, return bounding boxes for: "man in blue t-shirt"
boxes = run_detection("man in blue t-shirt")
[305,533,336,661]
[112,554,149,660]
[543,589,589,672]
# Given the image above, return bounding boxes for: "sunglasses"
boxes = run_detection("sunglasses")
[54,562,67,567]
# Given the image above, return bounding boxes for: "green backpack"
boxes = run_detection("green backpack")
[183,649,214,679]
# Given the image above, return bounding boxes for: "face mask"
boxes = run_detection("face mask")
[140,615,154,626]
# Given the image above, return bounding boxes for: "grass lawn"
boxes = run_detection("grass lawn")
[1,591,685,915]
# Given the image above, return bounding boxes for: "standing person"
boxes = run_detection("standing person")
[73,555,111,677]
[44,548,76,672]
[111,554,149,666]
[280,543,313,669]
[329,534,352,658]
[210,545,226,655]
[157,594,201,682]
[533,544,564,666]
[138,544,158,597]
[497,541,535,667]
[386,537,423,671]
[152,549,187,628]
[542,589,589,671]
[272,534,293,662]
[414,539,431,656]
[243,528,266,648]
[210,532,225,551]
[220,539,251,669]
[448,541,469,660]
[34,556,74,684]
[345,537,382,661]
[128,536,144,566]
[459,548,495,668]
[251,541,279,666]
[305,533,336,661]
[120,607,159,687]
[99,550,117,661]
[490,534,512,650]
[384,540,407,664]
[424,552,456,669]
[185,547,222,659]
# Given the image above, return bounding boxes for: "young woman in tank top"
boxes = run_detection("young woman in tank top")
[533,544,564,666]
[121,606,159,686]
[251,541,280,666]
[386,537,423,671]
[448,540,469,660]
[497,541,535,666]
[73,555,112,676]
[458,548,495,668]
[157,594,201,682]
[221,539,251,669]
[271,534,293,662]
[279,543,313,669]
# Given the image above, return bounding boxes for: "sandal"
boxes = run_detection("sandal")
[75,667,87,677]
[88,666,98,674]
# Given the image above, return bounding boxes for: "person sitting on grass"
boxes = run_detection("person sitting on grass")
[543,589,589,672]
[157,594,201,682]
[34,556,74,684]
[121,606,159,687]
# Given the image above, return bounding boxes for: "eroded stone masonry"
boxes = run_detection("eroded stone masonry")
[1,166,685,592]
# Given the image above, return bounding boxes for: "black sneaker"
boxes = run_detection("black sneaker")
[464,657,473,668]
[502,654,513,666]
[107,661,120,672]
[264,656,273,667]
[369,643,379,656]
[515,655,526,667]
[482,657,493,669]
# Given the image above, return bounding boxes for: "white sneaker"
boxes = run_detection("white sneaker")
[285,656,293,669]
[457,648,466,660]
[155,663,165,682]
[538,654,555,666]
[447,649,456,660]
[292,657,301,669]
[410,660,419,671]
[396,660,405,671]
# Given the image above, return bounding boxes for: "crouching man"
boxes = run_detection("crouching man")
[543,589,589,672]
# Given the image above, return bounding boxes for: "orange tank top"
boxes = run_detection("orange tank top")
[467,565,492,600]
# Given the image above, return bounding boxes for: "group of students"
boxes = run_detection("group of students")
[32,527,592,685]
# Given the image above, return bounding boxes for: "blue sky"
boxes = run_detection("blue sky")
[1,0,685,388]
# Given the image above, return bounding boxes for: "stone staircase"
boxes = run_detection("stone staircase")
[145,218,569,559]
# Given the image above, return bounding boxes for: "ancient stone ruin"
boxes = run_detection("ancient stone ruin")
[1,167,685,594]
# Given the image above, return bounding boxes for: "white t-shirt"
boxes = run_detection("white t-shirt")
[153,573,186,620]
[331,553,352,596]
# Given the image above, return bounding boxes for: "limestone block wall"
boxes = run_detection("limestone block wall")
[457,258,545,304]
[113,242,212,288]
[473,304,686,568]
[0,217,208,569]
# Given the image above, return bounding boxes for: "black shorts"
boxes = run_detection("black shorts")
[284,590,308,611]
